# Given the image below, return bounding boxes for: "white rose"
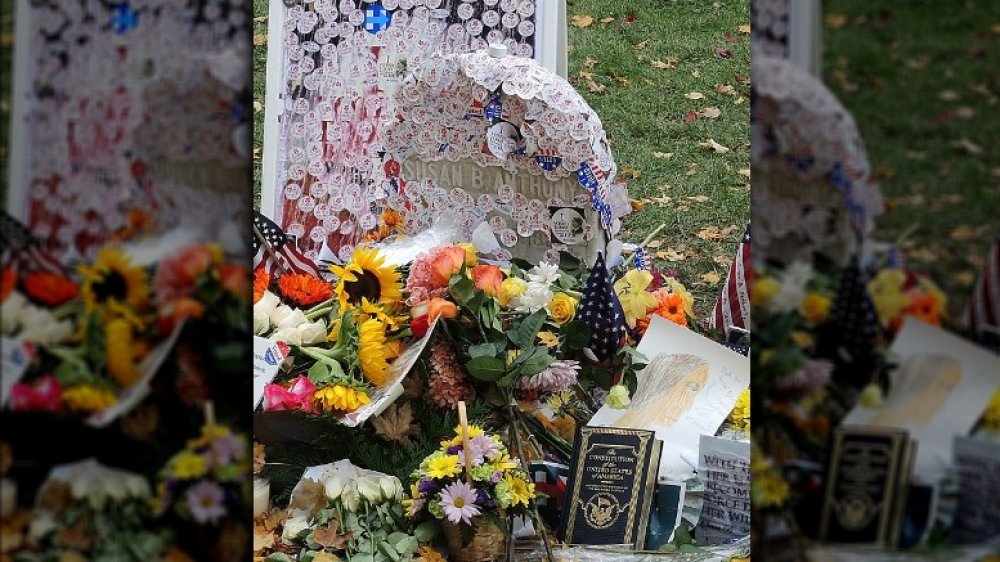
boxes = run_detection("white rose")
[253,309,271,335]
[356,476,382,504]
[272,306,308,330]
[255,290,280,316]
[379,476,402,502]
[340,485,360,512]
[282,515,310,543]
[1,292,27,333]
[270,327,302,347]
[17,305,51,330]
[324,474,345,501]
[20,319,73,345]
[298,320,328,345]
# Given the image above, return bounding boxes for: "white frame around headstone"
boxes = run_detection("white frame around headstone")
[258,0,568,222]
[6,0,34,221]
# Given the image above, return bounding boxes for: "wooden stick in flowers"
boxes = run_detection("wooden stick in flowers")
[457,401,473,484]
[253,222,288,276]
[203,401,219,473]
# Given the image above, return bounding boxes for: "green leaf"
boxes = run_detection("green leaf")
[414,520,438,542]
[396,536,419,557]
[460,523,476,547]
[265,554,295,562]
[378,540,401,562]
[450,276,475,305]
[510,258,533,272]
[468,343,497,359]
[509,309,547,349]
[562,321,592,351]
[558,251,581,273]
[386,532,409,547]
[465,356,506,382]
[516,348,554,376]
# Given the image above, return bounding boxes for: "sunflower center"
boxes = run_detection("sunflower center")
[344,270,382,304]
[92,271,128,301]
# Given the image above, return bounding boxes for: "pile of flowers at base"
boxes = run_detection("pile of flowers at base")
[866,267,947,332]
[256,246,411,416]
[255,467,436,562]
[406,425,537,542]
[4,243,247,417]
[152,423,251,527]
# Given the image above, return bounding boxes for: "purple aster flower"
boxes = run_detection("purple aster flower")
[475,488,490,506]
[447,445,462,455]
[516,359,580,393]
[439,481,482,525]
[457,435,500,467]
[184,480,227,525]
[418,479,440,495]
[773,359,832,394]
[490,471,503,484]
[207,435,243,466]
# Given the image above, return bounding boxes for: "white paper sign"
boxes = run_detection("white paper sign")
[253,336,290,410]
[340,319,438,427]
[589,316,750,477]
[842,317,1000,483]
[696,435,751,544]
[1,337,36,407]
[953,436,1000,543]
[86,321,185,428]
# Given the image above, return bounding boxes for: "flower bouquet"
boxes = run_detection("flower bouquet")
[406,423,537,562]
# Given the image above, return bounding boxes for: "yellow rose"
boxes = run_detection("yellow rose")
[858,383,883,409]
[547,292,578,325]
[499,277,527,307]
[457,243,478,268]
[799,292,831,325]
[751,277,780,307]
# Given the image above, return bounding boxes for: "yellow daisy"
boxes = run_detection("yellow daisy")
[358,317,391,386]
[504,474,535,507]
[330,246,403,309]
[426,455,462,479]
[171,451,207,479]
[79,247,149,311]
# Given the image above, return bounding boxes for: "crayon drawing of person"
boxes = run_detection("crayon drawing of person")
[869,354,963,428]
[615,354,709,430]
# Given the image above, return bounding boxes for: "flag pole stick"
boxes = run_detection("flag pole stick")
[252,222,288,276]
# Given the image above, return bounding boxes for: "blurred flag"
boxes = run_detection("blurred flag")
[830,258,880,354]
[252,211,322,277]
[961,229,1000,341]
[709,222,751,334]
[0,211,67,275]
[578,253,627,361]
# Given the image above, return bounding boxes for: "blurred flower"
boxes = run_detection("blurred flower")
[751,452,789,508]
[769,263,812,314]
[106,317,143,387]
[867,269,909,326]
[185,480,227,524]
[80,247,149,311]
[0,265,14,302]
[278,273,332,307]
[800,292,832,325]
[427,297,458,322]
[980,390,1000,434]
[904,292,942,327]
[607,384,631,409]
[219,264,249,300]
[547,292,578,325]
[23,272,78,306]
[858,383,884,408]
[471,264,503,297]
[171,452,207,479]
[614,269,657,328]
[253,269,271,303]
[62,385,116,412]
[498,277,527,307]
[750,276,780,308]
[440,481,481,524]
[773,359,832,394]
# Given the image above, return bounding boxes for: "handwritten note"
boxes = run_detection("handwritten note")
[253,336,290,410]
[696,435,750,544]
[1,337,36,406]
[953,436,1000,544]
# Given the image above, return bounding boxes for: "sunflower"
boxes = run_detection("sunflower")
[79,247,148,311]
[330,246,402,309]
[313,384,371,412]
[62,384,117,412]
[358,317,391,386]
[24,272,79,306]
[253,268,271,303]
[106,317,143,387]
[277,272,332,307]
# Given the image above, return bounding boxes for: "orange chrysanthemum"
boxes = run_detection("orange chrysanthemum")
[1,265,14,302]
[23,272,79,306]
[903,293,941,327]
[277,272,332,307]
[652,290,688,327]
[253,268,271,303]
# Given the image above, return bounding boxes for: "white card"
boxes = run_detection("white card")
[253,336,291,410]
[1,337,36,407]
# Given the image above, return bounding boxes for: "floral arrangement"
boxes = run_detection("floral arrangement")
[256,469,436,562]
[614,267,696,334]
[4,243,247,417]
[256,245,412,416]
[152,423,251,526]
[406,425,536,535]
[866,267,947,332]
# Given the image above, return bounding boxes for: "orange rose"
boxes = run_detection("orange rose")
[430,246,467,285]
[171,297,206,322]
[179,245,217,283]
[24,272,78,306]
[471,264,503,296]
[426,297,458,321]
[1,265,16,302]
[219,264,249,300]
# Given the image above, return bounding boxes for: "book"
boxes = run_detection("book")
[819,426,915,547]
[557,426,661,548]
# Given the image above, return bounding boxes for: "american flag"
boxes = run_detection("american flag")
[961,229,1000,341]
[830,258,879,355]
[528,461,569,529]
[578,252,627,361]
[252,211,323,277]
[708,222,751,334]
[0,211,67,276]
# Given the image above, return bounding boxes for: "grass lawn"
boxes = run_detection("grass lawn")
[252,0,750,317]
[822,1,1000,317]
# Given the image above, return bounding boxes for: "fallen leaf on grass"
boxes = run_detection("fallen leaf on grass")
[253,34,267,45]
[825,13,848,29]
[686,163,698,176]
[952,138,983,154]
[954,271,976,286]
[686,195,711,203]
[684,111,698,123]
[738,24,751,34]
[738,168,751,178]
[904,56,931,70]
[697,226,723,240]
[714,84,736,96]
[655,248,687,262]
[713,255,731,267]
[614,75,632,86]
[700,272,722,284]
[623,13,636,25]
[571,14,594,28]
[950,225,989,241]
[647,239,663,249]
[652,152,673,159]
[698,139,730,153]
[652,57,678,70]
[723,31,742,43]
[599,16,615,24]
[697,107,722,119]
[620,166,642,180]
[691,69,701,78]
[584,56,597,69]
[634,40,649,51]
[938,90,960,101]
[253,101,263,112]
[586,79,607,94]
[713,47,733,59]
[684,91,706,100]
[953,106,976,119]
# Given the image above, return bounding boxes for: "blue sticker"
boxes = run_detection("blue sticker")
[264,348,279,366]
[110,3,139,34]
[535,153,562,171]
[484,93,504,121]
[364,4,392,34]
